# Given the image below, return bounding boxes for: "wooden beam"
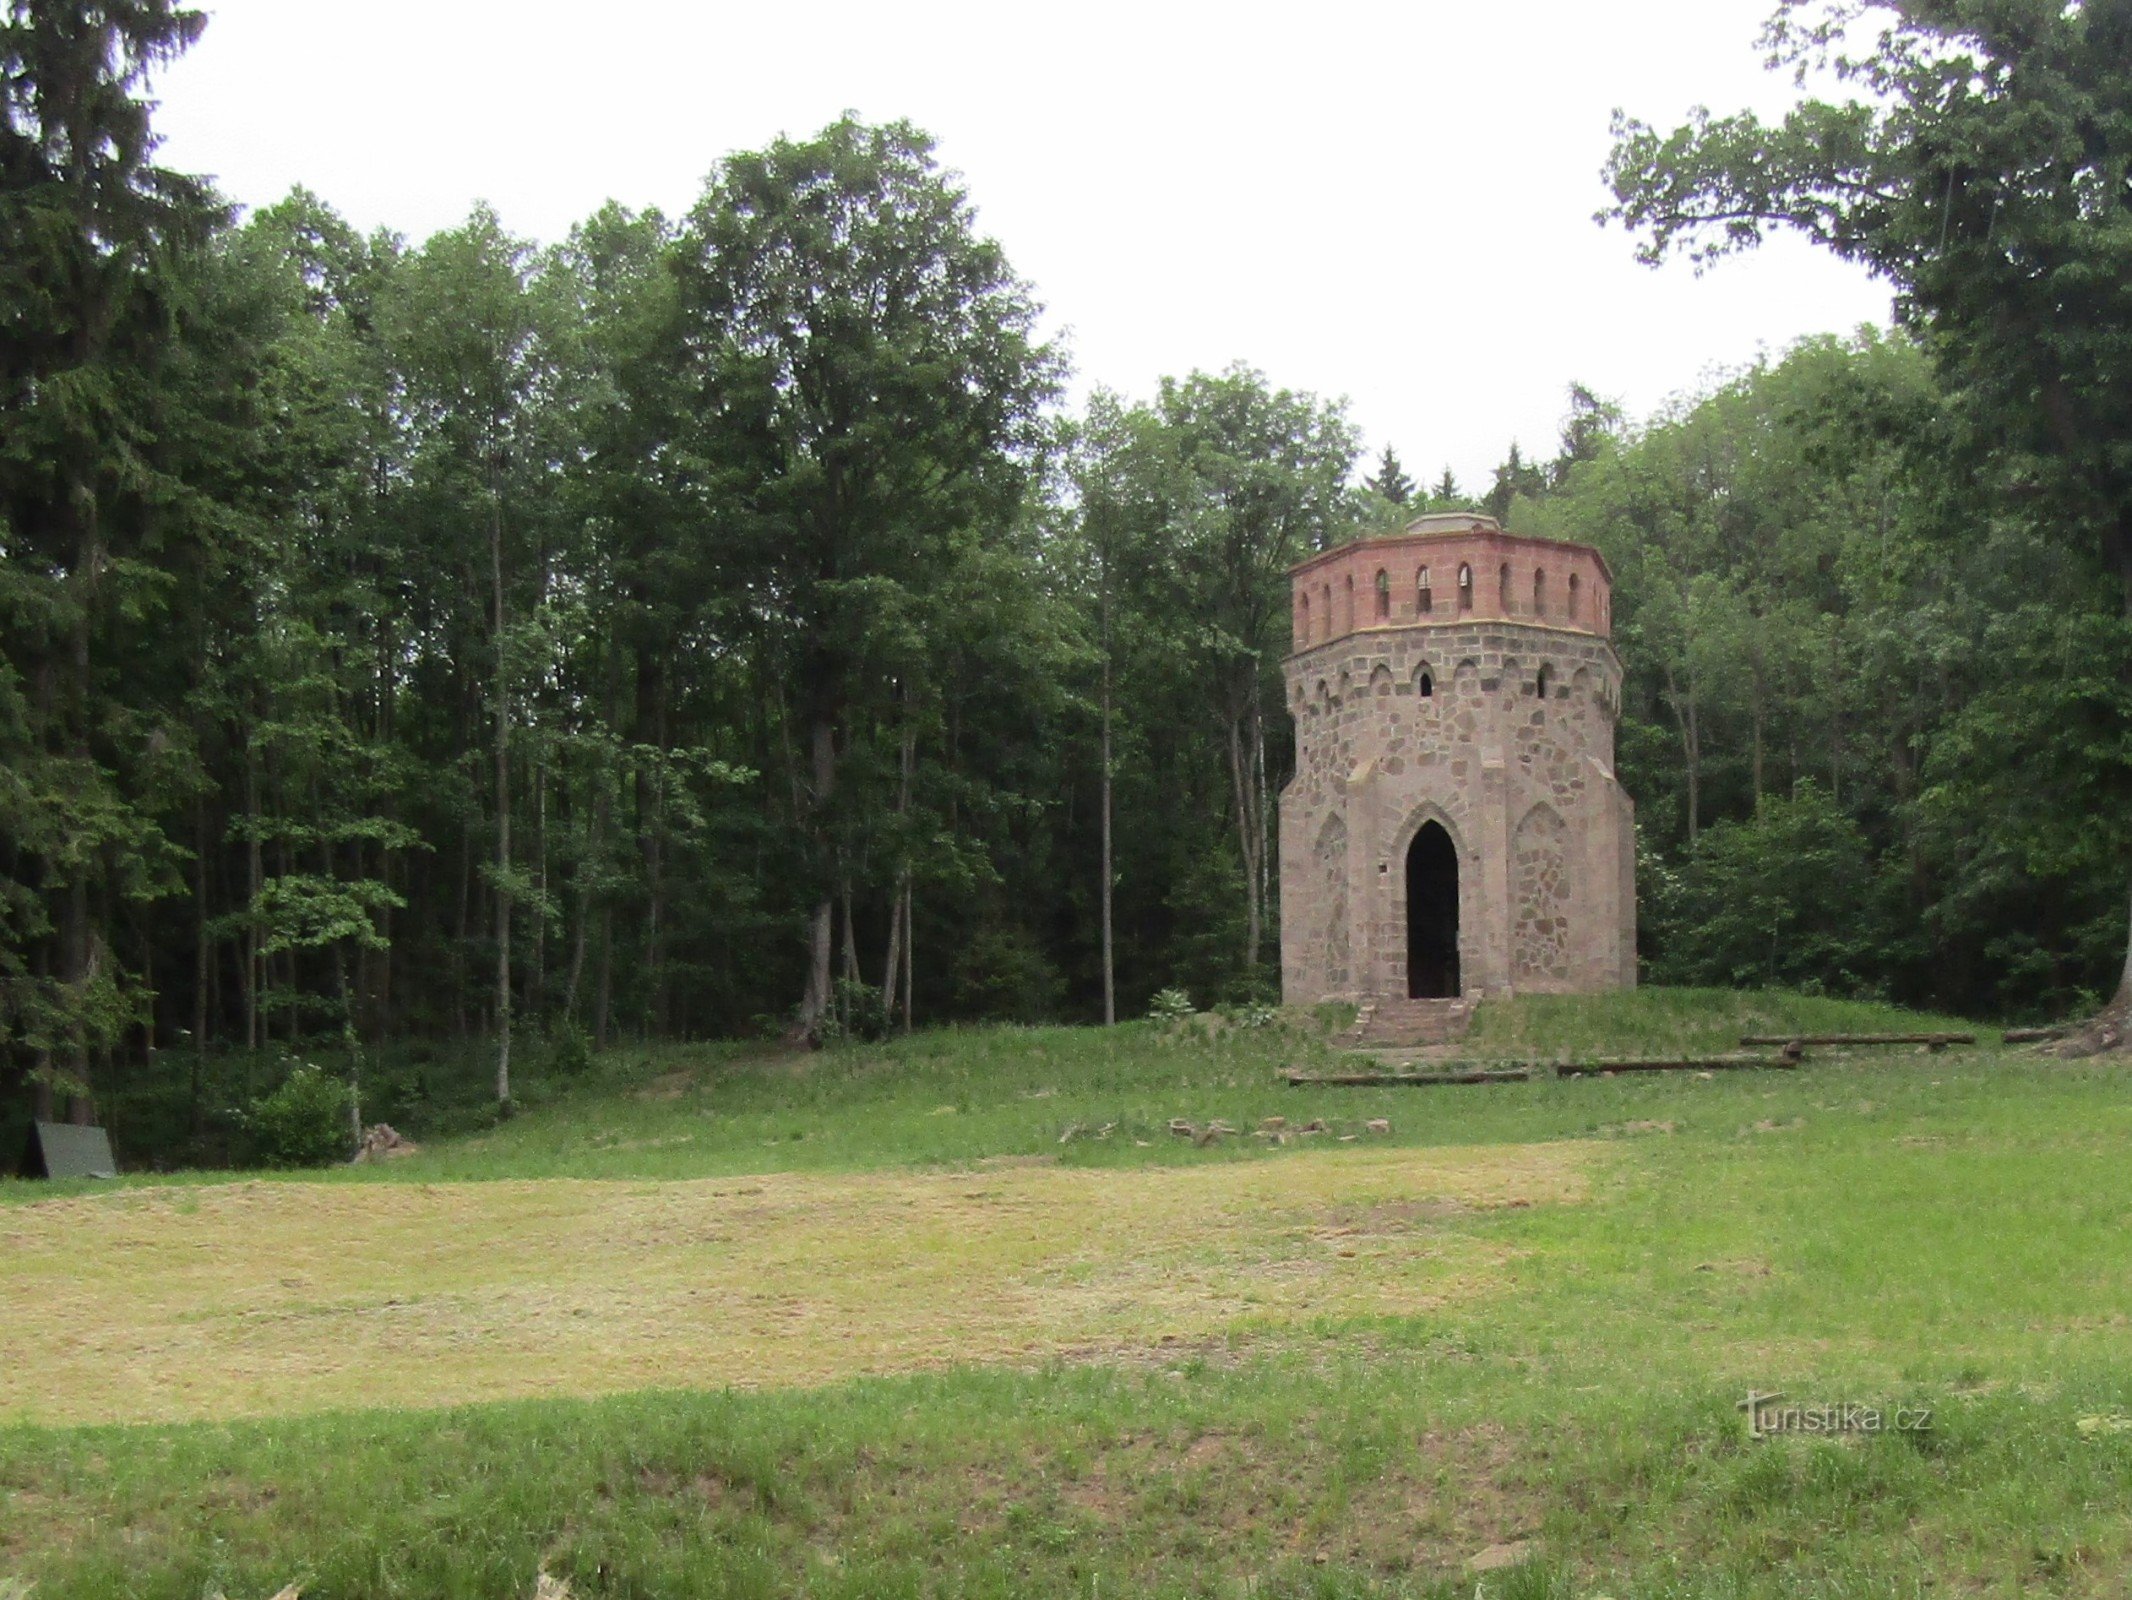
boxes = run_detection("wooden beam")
[1288,1053,1796,1087]
[1286,1067,1533,1087]
[1739,1033,1975,1049]
[2002,1025,2071,1044]
[1554,1055,1795,1077]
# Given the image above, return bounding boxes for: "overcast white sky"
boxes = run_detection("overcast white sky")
[148,0,1892,490]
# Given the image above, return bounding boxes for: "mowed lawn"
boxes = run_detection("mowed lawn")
[4,991,2132,1599]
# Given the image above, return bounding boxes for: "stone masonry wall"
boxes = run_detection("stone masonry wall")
[1279,617,1636,1004]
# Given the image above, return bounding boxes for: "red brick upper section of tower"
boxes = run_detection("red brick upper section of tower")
[1288,513,1612,653]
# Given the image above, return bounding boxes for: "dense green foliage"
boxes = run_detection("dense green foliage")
[3,1,2129,1163]
[238,1060,352,1168]
[1603,0,2132,1007]
[1523,332,2132,1014]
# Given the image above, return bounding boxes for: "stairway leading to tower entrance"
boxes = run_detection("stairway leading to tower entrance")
[1346,995,1474,1050]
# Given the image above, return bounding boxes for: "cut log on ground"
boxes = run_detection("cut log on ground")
[2002,1025,2072,1044]
[1287,1054,1796,1087]
[1739,1033,1975,1050]
[1555,1055,1796,1077]
[1286,1067,1534,1087]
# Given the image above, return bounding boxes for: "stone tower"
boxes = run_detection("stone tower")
[1279,513,1635,1033]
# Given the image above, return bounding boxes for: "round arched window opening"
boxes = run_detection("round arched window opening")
[1374,569,1391,619]
[1457,564,1474,613]
[1533,569,1548,616]
[1568,572,1581,621]
[1417,566,1433,615]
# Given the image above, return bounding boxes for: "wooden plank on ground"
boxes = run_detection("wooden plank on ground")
[1739,1033,1975,1049]
[1287,1053,1796,1086]
[1554,1055,1795,1077]
[1286,1067,1533,1087]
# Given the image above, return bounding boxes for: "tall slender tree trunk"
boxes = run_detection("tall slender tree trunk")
[1099,583,1116,1026]
[192,797,210,1136]
[1227,700,1262,969]
[595,904,614,1050]
[1750,693,1766,812]
[1245,691,1262,964]
[901,878,914,1034]
[798,717,837,1036]
[490,485,513,1106]
[840,882,860,985]
[566,769,604,1024]
[1664,662,1701,843]
[881,720,914,1023]
[243,747,262,1050]
[2111,524,2132,1012]
[530,756,547,1023]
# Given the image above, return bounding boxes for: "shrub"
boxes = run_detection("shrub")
[545,1022,595,1077]
[818,977,892,1045]
[1146,987,1195,1023]
[244,1063,355,1169]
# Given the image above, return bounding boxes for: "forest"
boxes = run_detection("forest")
[6,3,2130,1153]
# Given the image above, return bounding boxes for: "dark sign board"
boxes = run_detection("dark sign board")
[20,1121,117,1180]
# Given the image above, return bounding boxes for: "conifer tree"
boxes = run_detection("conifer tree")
[1364,444,1415,506]
[0,1,219,1118]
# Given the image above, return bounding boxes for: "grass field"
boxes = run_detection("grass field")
[4,990,2131,1598]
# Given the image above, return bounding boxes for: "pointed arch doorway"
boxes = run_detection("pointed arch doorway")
[1406,822,1461,998]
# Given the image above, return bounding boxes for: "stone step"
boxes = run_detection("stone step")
[1348,996,1474,1049]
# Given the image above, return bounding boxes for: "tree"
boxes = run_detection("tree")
[674,117,1060,1037]
[386,206,549,1103]
[1364,444,1415,506]
[0,1,219,1119]
[1603,0,2132,1008]
[1083,368,1355,986]
[1551,383,1622,488]
[1483,441,1545,524]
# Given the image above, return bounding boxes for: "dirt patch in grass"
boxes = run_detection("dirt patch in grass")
[0,1143,1591,1427]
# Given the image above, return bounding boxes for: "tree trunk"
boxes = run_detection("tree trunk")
[840,880,860,986]
[191,797,210,1136]
[881,720,914,1023]
[490,485,513,1107]
[1664,662,1701,843]
[244,748,262,1050]
[901,878,914,1034]
[797,717,837,1035]
[595,903,614,1050]
[1099,599,1116,1026]
[530,755,547,1024]
[1750,662,1766,812]
[1227,702,1262,969]
[566,768,604,1024]
[2112,521,2132,1011]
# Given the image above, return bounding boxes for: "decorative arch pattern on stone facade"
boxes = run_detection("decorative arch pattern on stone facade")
[1369,662,1395,696]
[1511,802,1571,986]
[1314,811,1351,990]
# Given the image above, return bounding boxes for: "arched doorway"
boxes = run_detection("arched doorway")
[1406,822,1461,998]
